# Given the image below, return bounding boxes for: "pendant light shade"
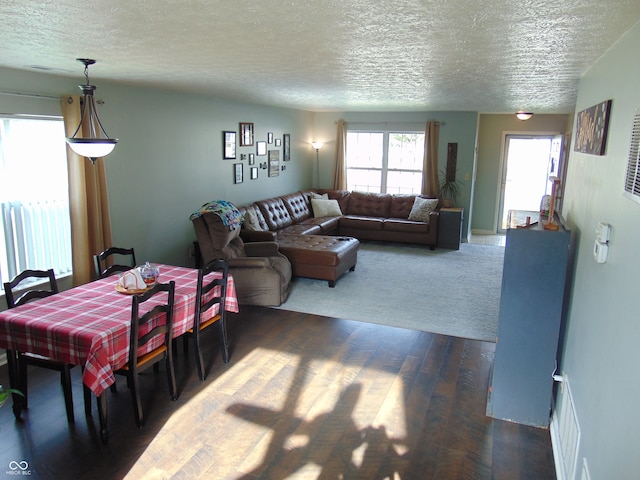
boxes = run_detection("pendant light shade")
[66,58,118,163]
[515,111,534,121]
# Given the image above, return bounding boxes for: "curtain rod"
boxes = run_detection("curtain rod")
[0,91,60,101]
[335,120,443,126]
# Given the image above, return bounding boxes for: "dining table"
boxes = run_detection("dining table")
[0,264,238,442]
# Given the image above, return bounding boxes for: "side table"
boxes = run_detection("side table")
[438,207,464,249]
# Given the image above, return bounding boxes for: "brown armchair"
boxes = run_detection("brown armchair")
[192,212,292,306]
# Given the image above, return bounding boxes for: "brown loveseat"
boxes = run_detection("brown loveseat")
[239,190,439,248]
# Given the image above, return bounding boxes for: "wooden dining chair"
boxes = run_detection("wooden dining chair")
[115,281,177,428]
[93,247,137,279]
[185,259,230,381]
[3,269,76,423]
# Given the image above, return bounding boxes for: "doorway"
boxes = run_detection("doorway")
[497,134,564,232]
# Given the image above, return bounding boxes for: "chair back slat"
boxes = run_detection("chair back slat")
[94,247,137,279]
[129,281,175,369]
[4,269,58,308]
[194,259,228,329]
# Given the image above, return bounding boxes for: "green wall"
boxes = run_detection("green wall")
[557,19,640,479]
[0,67,314,266]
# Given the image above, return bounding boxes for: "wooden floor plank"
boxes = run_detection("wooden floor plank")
[0,306,556,479]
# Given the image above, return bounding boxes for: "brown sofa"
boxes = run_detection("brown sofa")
[238,189,439,249]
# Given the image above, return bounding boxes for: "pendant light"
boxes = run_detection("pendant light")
[65,58,118,163]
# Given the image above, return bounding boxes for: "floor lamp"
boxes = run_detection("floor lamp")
[311,142,323,188]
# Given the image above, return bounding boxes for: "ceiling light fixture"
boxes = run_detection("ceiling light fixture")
[516,111,534,121]
[66,58,118,163]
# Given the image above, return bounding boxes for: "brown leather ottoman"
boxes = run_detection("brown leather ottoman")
[276,234,359,287]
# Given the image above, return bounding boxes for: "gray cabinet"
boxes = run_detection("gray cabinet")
[486,210,571,427]
[438,207,463,249]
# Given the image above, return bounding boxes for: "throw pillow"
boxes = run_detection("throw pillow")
[408,197,438,222]
[243,208,262,231]
[311,198,343,218]
[310,192,329,200]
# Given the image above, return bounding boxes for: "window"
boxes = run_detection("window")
[346,130,424,194]
[0,116,72,288]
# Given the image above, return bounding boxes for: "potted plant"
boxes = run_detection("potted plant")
[439,168,463,208]
[0,385,23,408]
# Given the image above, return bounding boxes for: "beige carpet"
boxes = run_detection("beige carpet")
[276,241,505,342]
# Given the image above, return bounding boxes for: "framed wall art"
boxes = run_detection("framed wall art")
[574,99,612,155]
[249,153,255,165]
[256,141,267,156]
[250,167,258,180]
[283,133,291,161]
[223,131,236,159]
[275,138,281,147]
[234,163,243,184]
[268,150,280,177]
[239,122,254,146]
[267,132,273,144]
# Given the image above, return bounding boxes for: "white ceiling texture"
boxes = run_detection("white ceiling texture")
[1,0,639,113]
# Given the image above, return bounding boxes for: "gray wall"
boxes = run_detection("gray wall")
[557,20,640,479]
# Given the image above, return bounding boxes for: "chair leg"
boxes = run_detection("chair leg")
[60,366,75,423]
[220,318,230,364]
[165,351,178,401]
[129,372,144,428]
[194,329,206,381]
[83,384,93,417]
[18,354,28,408]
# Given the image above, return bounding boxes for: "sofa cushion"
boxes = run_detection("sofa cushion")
[339,215,384,231]
[314,189,351,213]
[408,197,439,222]
[256,197,294,231]
[383,218,431,233]
[311,198,343,217]
[309,192,328,200]
[298,216,340,234]
[347,191,391,217]
[389,194,417,218]
[282,192,313,223]
[243,208,262,231]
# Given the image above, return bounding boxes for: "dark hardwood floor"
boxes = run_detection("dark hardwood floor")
[0,306,556,479]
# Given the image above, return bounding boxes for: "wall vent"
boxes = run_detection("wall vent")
[551,377,581,480]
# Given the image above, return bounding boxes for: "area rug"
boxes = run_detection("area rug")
[275,241,505,342]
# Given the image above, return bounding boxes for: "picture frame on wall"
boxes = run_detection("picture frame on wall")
[250,167,258,180]
[283,133,291,161]
[223,131,236,159]
[234,163,243,184]
[574,99,612,155]
[268,150,280,177]
[256,141,267,156]
[249,153,255,165]
[275,138,281,147]
[239,122,254,146]
[267,132,273,144]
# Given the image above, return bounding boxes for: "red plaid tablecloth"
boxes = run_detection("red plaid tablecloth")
[0,265,238,396]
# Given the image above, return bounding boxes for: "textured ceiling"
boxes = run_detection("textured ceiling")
[1,1,639,113]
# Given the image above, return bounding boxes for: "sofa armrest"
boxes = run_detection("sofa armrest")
[241,229,277,242]
[228,257,271,268]
[244,241,282,258]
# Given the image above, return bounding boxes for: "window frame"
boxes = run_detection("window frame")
[346,125,425,194]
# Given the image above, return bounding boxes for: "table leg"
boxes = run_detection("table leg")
[96,392,109,444]
[5,350,25,420]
